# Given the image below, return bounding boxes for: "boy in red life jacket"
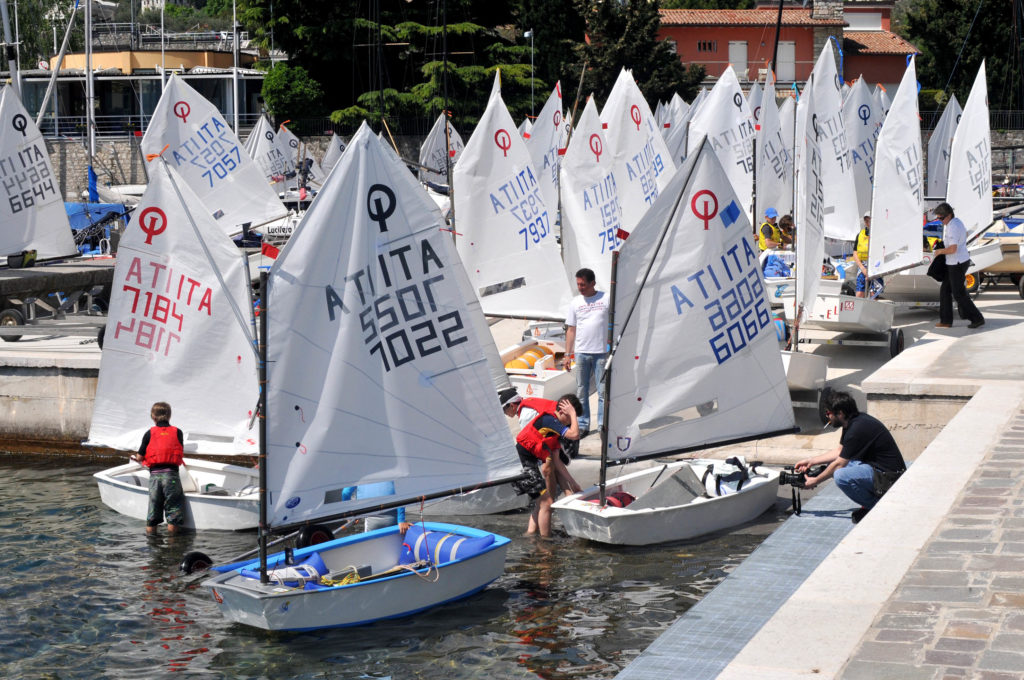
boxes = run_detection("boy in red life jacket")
[500,388,583,537]
[129,402,186,535]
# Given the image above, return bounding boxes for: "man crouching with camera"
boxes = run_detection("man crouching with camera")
[793,390,907,524]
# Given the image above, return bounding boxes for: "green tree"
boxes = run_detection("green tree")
[574,0,704,108]
[511,0,588,105]
[262,63,325,123]
[901,0,1024,110]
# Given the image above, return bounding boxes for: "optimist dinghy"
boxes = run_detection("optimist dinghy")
[201,123,524,630]
[89,158,262,530]
[552,137,795,546]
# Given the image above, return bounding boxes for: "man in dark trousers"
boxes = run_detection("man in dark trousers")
[932,202,985,329]
[793,391,907,523]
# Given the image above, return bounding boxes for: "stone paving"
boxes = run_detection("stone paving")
[839,411,1024,680]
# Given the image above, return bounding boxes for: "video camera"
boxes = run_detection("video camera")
[779,464,827,488]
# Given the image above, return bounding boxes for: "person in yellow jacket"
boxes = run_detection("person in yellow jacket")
[758,207,784,251]
[853,212,873,298]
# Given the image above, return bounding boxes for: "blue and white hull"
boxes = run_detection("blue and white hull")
[203,522,509,630]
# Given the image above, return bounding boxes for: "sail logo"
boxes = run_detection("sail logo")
[11,114,27,136]
[616,436,631,452]
[173,101,191,123]
[691,190,718,229]
[494,129,512,157]
[367,184,396,232]
[589,135,603,162]
[138,207,168,244]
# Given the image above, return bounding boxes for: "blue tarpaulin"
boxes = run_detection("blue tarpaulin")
[65,202,127,231]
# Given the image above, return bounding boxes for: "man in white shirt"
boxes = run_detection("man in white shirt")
[932,202,985,329]
[562,268,608,436]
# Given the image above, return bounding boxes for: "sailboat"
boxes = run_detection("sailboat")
[90,158,261,531]
[201,122,523,630]
[277,121,326,189]
[0,86,79,260]
[419,112,464,188]
[321,132,348,175]
[551,138,795,546]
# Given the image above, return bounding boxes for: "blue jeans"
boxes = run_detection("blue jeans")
[834,460,880,509]
[575,352,606,431]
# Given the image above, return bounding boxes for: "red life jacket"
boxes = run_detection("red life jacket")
[144,426,184,467]
[516,397,563,462]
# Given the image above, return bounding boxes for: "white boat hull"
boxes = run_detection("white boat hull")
[93,457,259,531]
[203,522,509,630]
[787,287,895,334]
[878,241,1002,302]
[408,483,527,515]
[552,459,780,545]
[781,350,829,391]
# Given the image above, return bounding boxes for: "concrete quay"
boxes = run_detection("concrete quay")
[617,283,1024,679]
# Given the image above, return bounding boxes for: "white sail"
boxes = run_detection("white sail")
[0,86,78,259]
[518,118,533,138]
[277,123,327,188]
[452,73,570,320]
[795,72,827,319]
[868,57,923,278]
[756,76,794,219]
[946,63,992,241]
[142,75,287,233]
[874,84,892,120]
[560,97,624,290]
[843,77,884,218]
[246,115,293,189]
[687,65,755,218]
[926,96,962,200]
[606,137,794,461]
[926,94,961,198]
[265,122,521,525]
[808,44,859,241]
[663,92,694,166]
[419,113,464,186]
[778,96,796,215]
[321,132,348,175]
[600,68,676,232]
[525,83,564,218]
[748,81,764,123]
[88,160,258,454]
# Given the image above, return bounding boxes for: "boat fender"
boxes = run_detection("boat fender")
[180,551,213,574]
[295,524,334,548]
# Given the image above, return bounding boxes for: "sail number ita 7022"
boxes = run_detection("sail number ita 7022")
[326,237,469,372]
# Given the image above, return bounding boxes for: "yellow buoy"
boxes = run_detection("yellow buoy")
[534,345,554,356]
[505,358,530,370]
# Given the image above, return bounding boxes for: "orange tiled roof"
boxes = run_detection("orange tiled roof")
[844,30,918,55]
[659,9,845,27]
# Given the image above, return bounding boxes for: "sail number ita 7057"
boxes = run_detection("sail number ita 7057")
[325,237,468,372]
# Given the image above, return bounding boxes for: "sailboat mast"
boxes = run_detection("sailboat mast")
[34,0,79,128]
[232,0,240,134]
[597,250,619,506]
[258,271,269,583]
[85,0,97,201]
[0,0,21,99]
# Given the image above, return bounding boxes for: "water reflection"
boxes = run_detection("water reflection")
[0,454,784,679]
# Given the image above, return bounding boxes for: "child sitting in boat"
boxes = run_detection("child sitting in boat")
[500,388,583,538]
[129,402,185,535]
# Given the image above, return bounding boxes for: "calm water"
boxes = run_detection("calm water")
[0,454,788,679]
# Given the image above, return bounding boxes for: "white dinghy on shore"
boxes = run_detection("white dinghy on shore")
[552,137,795,546]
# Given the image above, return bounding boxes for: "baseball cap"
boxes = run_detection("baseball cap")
[863,211,871,219]
[765,207,779,218]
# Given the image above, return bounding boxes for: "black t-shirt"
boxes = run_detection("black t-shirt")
[839,412,906,473]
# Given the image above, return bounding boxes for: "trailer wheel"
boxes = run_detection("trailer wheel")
[97,326,106,350]
[295,524,334,548]
[1011,274,1022,287]
[0,309,24,342]
[888,328,905,358]
[180,550,213,574]
[965,272,980,294]
[1019,276,1024,299]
